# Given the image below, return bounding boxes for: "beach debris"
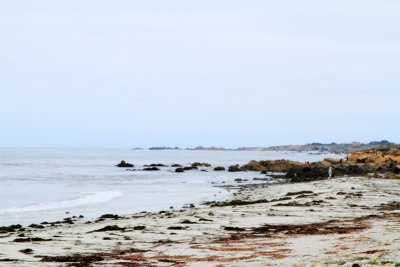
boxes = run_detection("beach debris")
[133,226,146,230]
[223,226,246,231]
[19,249,33,254]
[40,254,104,265]
[180,220,197,224]
[199,218,213,222]
[92,225,125,232]
[285,191,314,196]
[167,226,187,230]
[99,214,121,220]
[13,237,52,242]
[28,224,45,229]
[0,224,22,233]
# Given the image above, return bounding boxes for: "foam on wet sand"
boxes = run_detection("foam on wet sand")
[1,177,400,266]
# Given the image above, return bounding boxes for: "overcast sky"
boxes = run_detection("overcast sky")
[1,1,399,147]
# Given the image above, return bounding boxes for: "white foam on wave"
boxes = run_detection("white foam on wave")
[0,190,123,214]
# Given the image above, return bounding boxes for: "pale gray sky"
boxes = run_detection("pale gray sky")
[1,1,399,147]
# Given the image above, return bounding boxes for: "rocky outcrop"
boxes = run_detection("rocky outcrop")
[226,151,400,182]
[171,164,182,167]
[116,161,134,168]
[175,168,184,173]
[213,166,225,171]
[228,165,241,172]
[348,151,400,165]
[192,162,211,167]
[229,160,304,172]
[143,167,160,171]
[144,164,168,167]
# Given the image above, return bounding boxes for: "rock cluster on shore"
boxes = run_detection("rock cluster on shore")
[228,151,400,182]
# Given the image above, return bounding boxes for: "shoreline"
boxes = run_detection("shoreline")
[1,176,399,266]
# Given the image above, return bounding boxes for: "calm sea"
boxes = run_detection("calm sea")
[0,148,341,225]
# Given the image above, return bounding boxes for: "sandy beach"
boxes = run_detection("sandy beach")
[1,176,399,266]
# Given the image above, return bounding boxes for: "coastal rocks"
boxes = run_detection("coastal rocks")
[144,164,168,167]
[229,160,304,172]
[213,166,225,171]
[192,162,211,167]
[0,224,22,233]
[393,165,400,174]
[244,160,304,172]
[348,151,400,165]
[228,165,240,172]
[184,166,198,171]
[142,167,160,171]
[99,214,121,220]
[175,168,184,173]
[175,166,199,173]
[116,161,134,168]
[171,164,182,167]
[225,153,400,182]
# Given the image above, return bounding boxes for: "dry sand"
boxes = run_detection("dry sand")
[1,177,400,266]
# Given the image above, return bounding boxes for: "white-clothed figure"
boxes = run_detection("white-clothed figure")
[328,166,333,178]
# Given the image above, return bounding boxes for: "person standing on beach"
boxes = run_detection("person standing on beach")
[328,166,333,178]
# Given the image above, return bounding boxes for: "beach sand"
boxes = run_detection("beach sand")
[1,177,400,266]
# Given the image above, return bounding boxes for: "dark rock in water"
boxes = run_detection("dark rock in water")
[228,165,241,172]
[116,161,134,168]
[213,166,225,171]
[144,164,168,167]
[175,168,184,173]
[171,164,182,167]
[192,162,211,167]
[143,167,160,171]
[183,166,198,171]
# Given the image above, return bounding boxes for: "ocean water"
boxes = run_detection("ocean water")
[0,148,341,226]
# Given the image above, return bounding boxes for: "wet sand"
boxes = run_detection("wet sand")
[1,177,400,266]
